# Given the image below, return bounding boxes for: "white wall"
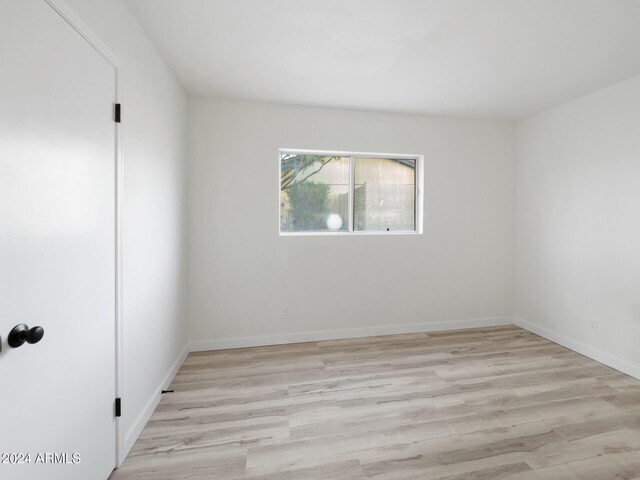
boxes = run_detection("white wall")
[514,74,640,378]
[188,98,515,349]
[64,0,189,458]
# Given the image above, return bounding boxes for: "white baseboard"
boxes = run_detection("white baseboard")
[189,316,514,352]
[514,317,640,381]
[120,343,189,464]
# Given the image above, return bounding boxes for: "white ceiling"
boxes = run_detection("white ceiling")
[124,0,640,120]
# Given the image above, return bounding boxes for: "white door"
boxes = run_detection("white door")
[0,1,117,479]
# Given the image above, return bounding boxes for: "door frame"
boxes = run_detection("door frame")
[43,0,125,468]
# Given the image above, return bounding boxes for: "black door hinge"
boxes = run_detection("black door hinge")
[114,103,121,123]
[115,398,122,417]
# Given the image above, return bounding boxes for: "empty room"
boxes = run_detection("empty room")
[2,0,640,479]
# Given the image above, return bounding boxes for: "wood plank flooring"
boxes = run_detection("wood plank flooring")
[109,326,640,479]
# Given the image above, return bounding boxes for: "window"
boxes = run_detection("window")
[280,149,422,235]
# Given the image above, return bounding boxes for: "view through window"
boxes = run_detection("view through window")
[280,150,420,234]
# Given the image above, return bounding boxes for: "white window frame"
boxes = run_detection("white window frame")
[279,148,424,236]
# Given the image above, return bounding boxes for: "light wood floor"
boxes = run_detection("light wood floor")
[110,326,640,479]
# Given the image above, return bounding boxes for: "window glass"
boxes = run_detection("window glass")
[280,154,350,232]
[354,157,415,232]
[280,151,419,234]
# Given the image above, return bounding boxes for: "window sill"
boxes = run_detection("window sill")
[279,230,422,237]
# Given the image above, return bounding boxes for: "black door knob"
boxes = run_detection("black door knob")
[25,326,44,344]
[8,324,45,348]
